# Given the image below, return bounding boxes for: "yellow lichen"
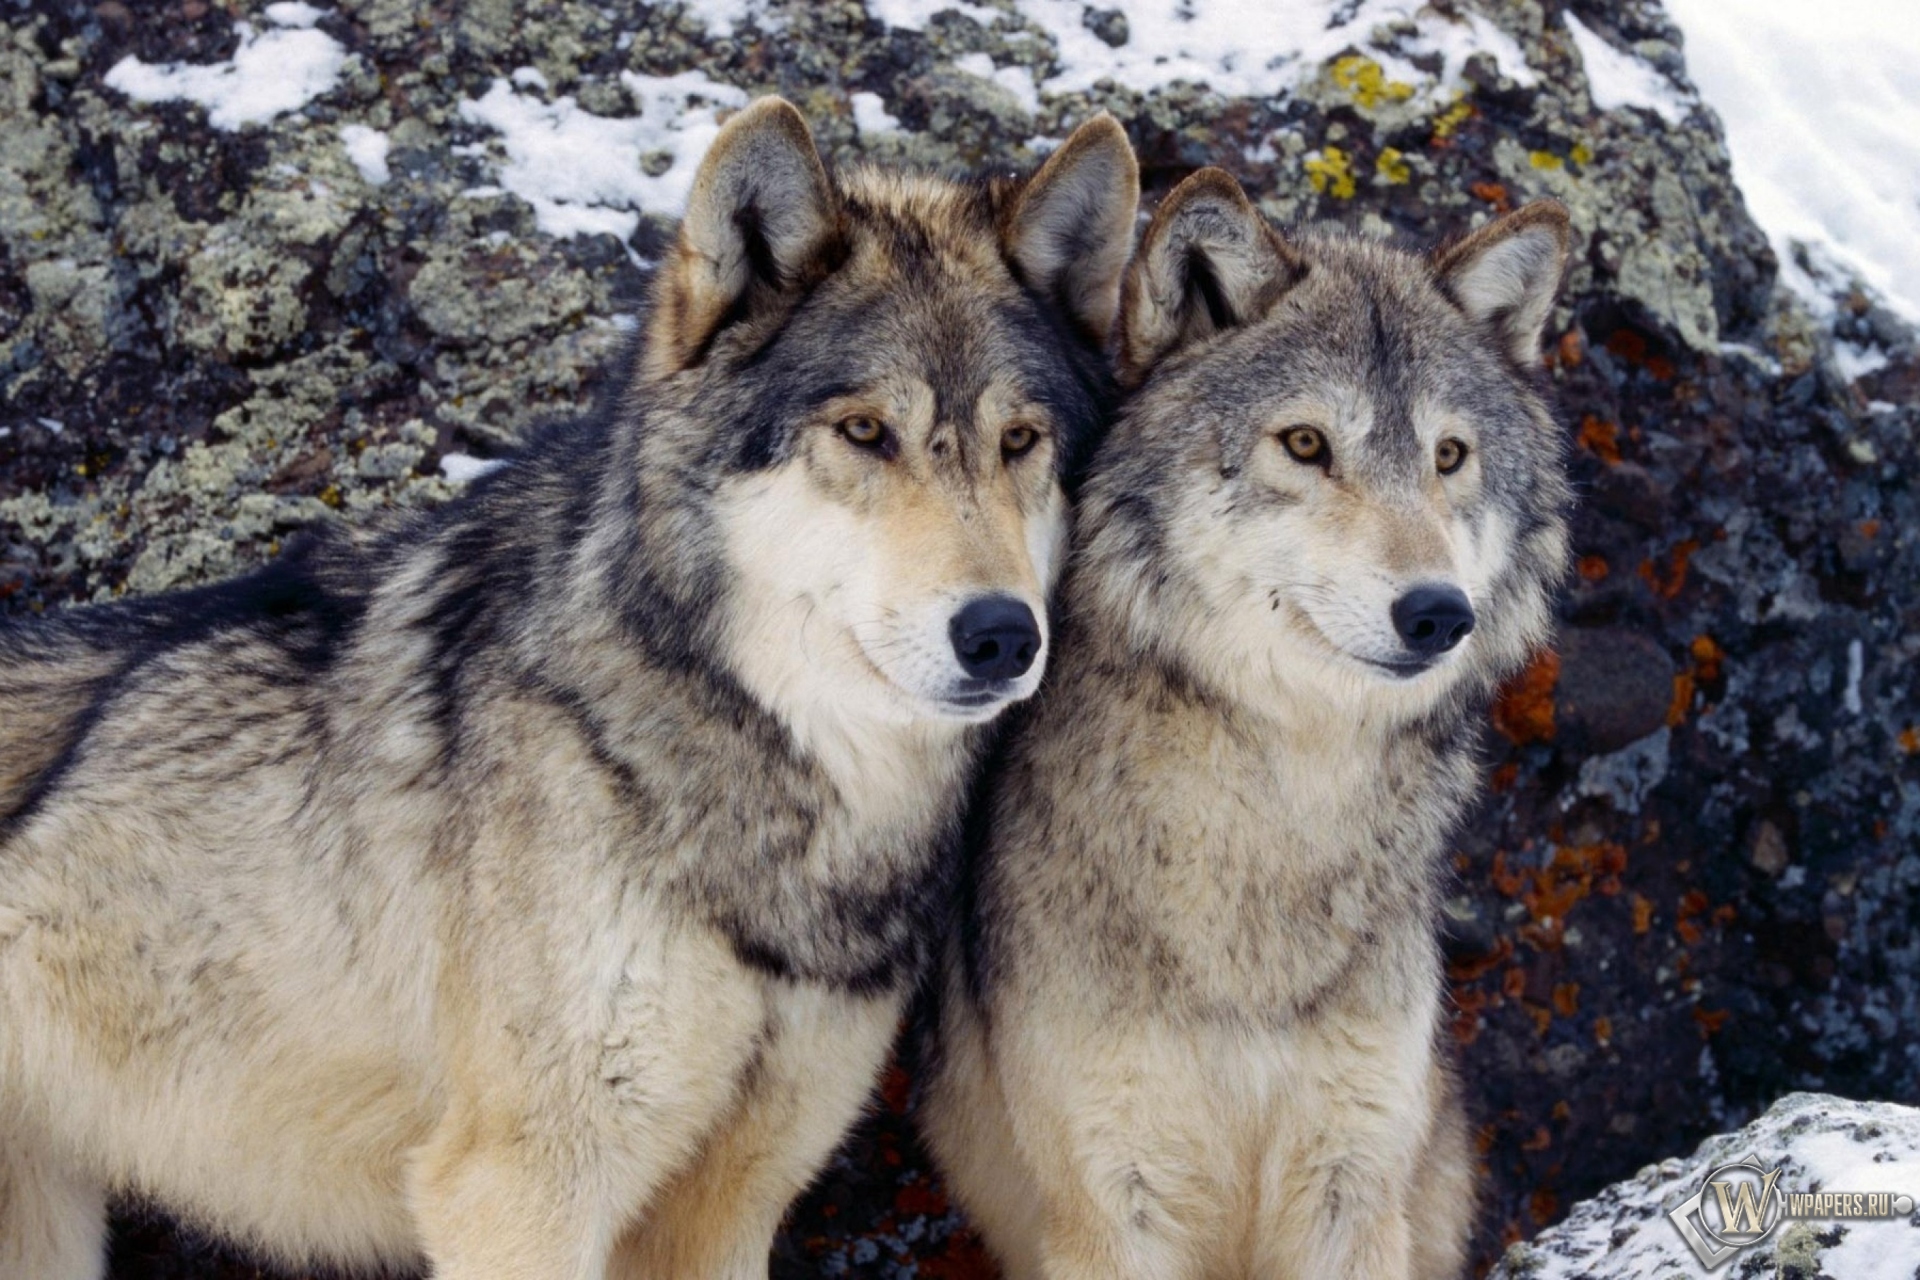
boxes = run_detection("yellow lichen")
[1375,147,1412,185]
[1330,55,1415,110]
[1529,150,1564,170]
[1570,141,1594,166]
[1305,146,1357,199]
[1431,97,1474,140]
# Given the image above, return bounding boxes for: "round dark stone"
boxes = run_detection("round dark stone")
[1555,626,1676,754]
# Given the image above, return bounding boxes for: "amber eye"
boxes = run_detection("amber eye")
[1436,438,1469,475]
[1002,424,1040,459]
[837,415,890,451]
[1280,426,1328,466]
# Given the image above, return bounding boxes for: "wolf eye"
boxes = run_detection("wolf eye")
[1002,425,1040,459]
[1280,426,1328,467]
[1436,438,1469,475]
[836,415,891,452]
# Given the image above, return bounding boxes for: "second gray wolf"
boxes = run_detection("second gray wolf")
[0,100,1139,1279]
[922,169,1573,1279]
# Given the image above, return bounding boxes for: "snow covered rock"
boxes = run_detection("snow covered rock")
[1491,1093,1920,1280]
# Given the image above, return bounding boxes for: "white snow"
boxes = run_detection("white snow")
[438,454,508,483]
[1492,1093,1920,1280]
[1563,12,1689,124]
[339,124,390,186]
[849,91,902,136]
[953,52,1040,116]
[865,0,1001,31]
[456,71,749,241]
[685,0,783,36]
[1662,0,1920,323]
[260,1,324,27]
[103,8,346,131]
[963,0,1536,101]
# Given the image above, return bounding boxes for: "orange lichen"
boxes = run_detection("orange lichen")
[1638,539,1700,600]
[1631,893,1654,934]
[1552,983,1580,1017]
[1530,1190,1560,1225]
[1470,180,1513,212]
[1593,1016,1613,1047]
[1899,727,1919,755]
[1690,633,1724,680]
[1578,555,1610,582]
[1667,670,1696,727]
[1576,414,1622,463]
[1605,328,1678,380]
[1448,935,1515,983]
[1693,1007,1730,1038]
[1493,649,1560,744]
[1452,989,1489,1044]
[1860,519,1880,540]
[1522,1126,1552,1152]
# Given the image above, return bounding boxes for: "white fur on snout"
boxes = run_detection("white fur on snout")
[713,467,1058,741]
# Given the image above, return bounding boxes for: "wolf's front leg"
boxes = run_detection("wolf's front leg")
[409,935,774,1280]
[607,984,902,1280]
[1255,1161,1417,1280]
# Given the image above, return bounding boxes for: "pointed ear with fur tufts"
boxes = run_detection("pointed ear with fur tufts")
[642,96,842,381]
[1002,115,1141,346]
[1431,200,1573,367]
[1116,167,1303,386]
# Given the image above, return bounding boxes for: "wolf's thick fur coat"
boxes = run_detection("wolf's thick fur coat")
[0,99,1139,1279]
[923,171,1574,1280]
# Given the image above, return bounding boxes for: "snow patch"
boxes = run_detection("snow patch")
[1662,0,1920,323]
[1563,13,1689,124]
[953,52,1039,115]
[968,0,1534,101]
[261,1,324,26]
[456,71,749,240]
[866,0,1000,31]
[685,0,782,36]
[849,91,902,136]
[339,124,390,186]
[439,454,508,484]
[104,11,346,130]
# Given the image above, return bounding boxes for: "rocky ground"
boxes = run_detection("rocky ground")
[2,0,1916,1276]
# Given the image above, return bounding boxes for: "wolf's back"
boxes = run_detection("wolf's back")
[0,606,142,821]
[0,531,378,832]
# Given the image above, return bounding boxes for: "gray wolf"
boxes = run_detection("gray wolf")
[922,168,1573,1280]
[0,98,1138,1279]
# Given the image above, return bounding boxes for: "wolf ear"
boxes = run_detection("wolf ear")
[1431,201,1572,366]
[1117,167,1303,386]
[643,97,841,381]
[1003,115,1140,345]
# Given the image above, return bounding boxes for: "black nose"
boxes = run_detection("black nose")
[1391,585,1475,656]
[949,596,1041,681]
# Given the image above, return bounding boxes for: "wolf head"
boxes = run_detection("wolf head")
[621,99,1138,730]
[1079,168,1571,721]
